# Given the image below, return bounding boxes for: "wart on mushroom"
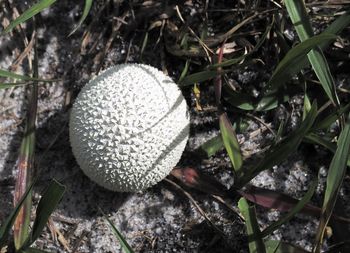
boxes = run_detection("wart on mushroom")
[69,63,190,192]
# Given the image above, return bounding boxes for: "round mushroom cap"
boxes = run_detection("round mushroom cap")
[69,64,190,192]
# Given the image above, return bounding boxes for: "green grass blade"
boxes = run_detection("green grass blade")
[313,103,350,131]
[278,11,350,80]
[238,198,266,253]
[265,240,310,253]
[0,82,29,90]
[211,17,274,69]
[24,180,65,248]
[219,113,243,173]
[261,179,317,237]
[1,0,57,34]
[239,102,317,187]
[180,69,229,86]
[314,113,350,252]
[178,60,190,83]
[268,33,337,91]
[99,208,134,253]
[0,69,55,82]
[0,182,34,248]
[304,133,350,167]
[285,0,340,106]
[200,135,223,157]
[69,0,93,36]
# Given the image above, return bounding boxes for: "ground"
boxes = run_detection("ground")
[1,1,350,252]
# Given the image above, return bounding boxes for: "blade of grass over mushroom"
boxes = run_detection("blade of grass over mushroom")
[0,182,34,248]
[219,113,243,173]
[265,240,310,253]
[21,180,65,249]
[267,34,337,91]
[238,198,266,253]
[1,0,57,34]
[285,0,340,107]
[261,179,318,238]
[314,113,350,252]
[99,208,134,253]
[238,102,317,187]
[69,0,93,36]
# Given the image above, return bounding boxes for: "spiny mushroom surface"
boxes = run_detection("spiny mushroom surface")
[69,64,190,192]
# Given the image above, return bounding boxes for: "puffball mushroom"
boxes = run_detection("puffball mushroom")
[69,63,190,192]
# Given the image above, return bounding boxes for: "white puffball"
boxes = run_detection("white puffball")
[69,64,190,192]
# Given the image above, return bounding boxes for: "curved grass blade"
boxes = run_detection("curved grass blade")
[265,240,310,253]
[268,33,337,90]
[304,133,350,167]
[313,103,350,131]
[261,179,317,237]
[178,60,190,83]
[179,69,230,86]
[296,11,350,71]
[219,113,243,173]
[255,89,290,111]
[313,113,350,252]
[1,0,57,35]
[69,0,93,36]
[23,180,65,248]
[285,0,340,107]
[238,198,266,253]
[0,182,34,248]
[99,208,134,253]
[238,102,317,187]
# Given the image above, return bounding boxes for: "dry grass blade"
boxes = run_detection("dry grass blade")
[0,182,34,248]
[165,178,224,235]
[313,113,350,252]
[13,32,39,250]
